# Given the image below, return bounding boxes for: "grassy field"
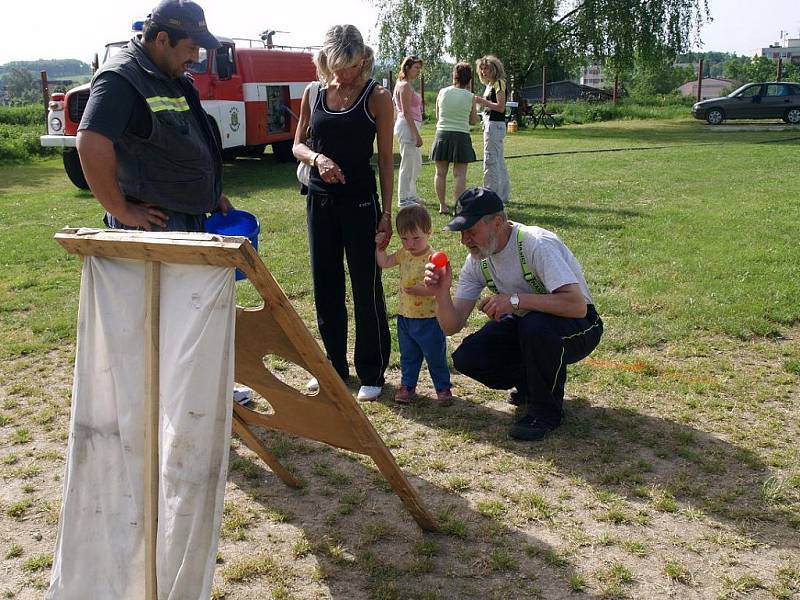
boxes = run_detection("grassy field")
[0,118,799,599]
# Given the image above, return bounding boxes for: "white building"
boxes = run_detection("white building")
[580,65,605,87]
[757,31,800,65]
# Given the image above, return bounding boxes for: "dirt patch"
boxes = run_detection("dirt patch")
[1,330,798,599]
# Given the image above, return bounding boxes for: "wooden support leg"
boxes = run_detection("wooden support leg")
[369,446,438,532]
[232,407,302,488]
[144,261,160,599]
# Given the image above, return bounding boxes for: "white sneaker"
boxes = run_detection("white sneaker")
[306,377,319,393]
[233,384,253,406]
[356,385,382,401]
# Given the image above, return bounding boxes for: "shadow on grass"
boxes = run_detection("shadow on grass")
[383,392,797,547]
[226,438,602,599]
[506,202,643,233]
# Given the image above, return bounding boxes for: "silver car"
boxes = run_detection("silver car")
[692,82,800,125]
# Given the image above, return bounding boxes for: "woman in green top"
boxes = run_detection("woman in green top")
[475,55,509,203]
[429,62,478,215]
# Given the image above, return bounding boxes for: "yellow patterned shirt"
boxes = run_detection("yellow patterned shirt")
[397,246,437,318]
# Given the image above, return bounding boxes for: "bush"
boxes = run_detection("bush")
[547,95,694,124]
[0,104,45,126]
[0,103,57,162]
[0,122,55,162]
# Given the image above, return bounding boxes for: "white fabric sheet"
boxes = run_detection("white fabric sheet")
[48,257,236,600]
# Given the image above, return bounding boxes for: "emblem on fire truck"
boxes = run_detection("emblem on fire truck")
[229,106,240,132]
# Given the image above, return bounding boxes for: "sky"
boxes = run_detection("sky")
[0,0,798,65]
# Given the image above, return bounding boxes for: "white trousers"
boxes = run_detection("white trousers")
[394,117,423,206]
[482,117,510,203]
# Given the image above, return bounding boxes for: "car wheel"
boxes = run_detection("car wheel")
[784,108,800,125]
[706,108,724,125]
[62,148,89,190]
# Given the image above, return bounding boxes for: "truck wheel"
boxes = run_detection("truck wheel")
[242,144,267,158]
[272,139,294,163]
[63,148,89,190]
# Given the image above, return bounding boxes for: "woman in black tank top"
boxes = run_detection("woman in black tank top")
[292,25,394,401]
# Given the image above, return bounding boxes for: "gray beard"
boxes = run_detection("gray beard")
[470,233,498,259]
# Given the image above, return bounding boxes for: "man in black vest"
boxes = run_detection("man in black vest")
[77,0,231,231]
[424,187,603,441]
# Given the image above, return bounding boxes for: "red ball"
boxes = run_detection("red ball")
[430,251,448,268]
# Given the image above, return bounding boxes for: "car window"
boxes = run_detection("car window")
[791,84,800,96]
[765,84,789,97]
[738,85,762,98]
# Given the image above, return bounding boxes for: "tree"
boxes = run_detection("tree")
[722,55,800,85]
[373,0,710,93]
[3,67,39,104]
[628,55,696,96]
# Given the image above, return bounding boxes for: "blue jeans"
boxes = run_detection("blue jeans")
[397,316,451,391]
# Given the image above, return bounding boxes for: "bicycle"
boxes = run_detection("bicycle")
[522,104,557,129]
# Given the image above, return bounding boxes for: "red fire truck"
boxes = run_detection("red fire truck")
[40,34,317,189]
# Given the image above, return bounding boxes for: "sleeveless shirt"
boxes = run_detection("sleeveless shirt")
[483,79,507,122]
[309,79,378,195]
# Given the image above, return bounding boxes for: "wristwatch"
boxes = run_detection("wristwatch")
[510,293,520,310]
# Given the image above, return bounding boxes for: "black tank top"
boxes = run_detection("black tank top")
[309,79,378,195]
[484,79,507,122]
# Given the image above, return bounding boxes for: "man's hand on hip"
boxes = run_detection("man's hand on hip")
[118,202,168,230]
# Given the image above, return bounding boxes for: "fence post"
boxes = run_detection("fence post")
[541,64,547,106]
[420,73,425,119]
[696,58,704,102]
[40,71,49,133]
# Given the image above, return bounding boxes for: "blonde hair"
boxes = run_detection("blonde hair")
[397,55,423,81]
[476,55,506,85]
[314,25,375,85]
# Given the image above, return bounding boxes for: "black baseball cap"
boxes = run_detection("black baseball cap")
[150,0,220,49]
[445,187,505,231]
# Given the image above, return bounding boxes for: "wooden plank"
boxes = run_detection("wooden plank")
[143,261,160,600]
[231,409,302,488]
[55,230,246,268]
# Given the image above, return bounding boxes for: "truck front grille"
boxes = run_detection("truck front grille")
[68,90,90,125]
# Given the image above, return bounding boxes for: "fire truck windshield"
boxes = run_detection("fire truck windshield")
[189,48,208,74]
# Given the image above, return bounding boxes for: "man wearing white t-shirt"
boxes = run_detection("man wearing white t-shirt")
[424,187,603,441]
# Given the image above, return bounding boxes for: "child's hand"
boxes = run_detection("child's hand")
[375,231,389,250]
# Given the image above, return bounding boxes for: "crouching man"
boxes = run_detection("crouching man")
[424,187,603,440]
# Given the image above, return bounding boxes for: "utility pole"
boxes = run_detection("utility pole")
[541,65,547,106]
[696,58,704,102]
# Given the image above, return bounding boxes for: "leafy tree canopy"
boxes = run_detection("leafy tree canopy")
[374,0,710,88]
[0,59,91,80]
[722,55,799,84]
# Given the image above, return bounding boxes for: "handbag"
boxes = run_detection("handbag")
[296,82,321,187]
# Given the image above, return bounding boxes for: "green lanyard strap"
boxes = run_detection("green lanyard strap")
[480,228,547,295]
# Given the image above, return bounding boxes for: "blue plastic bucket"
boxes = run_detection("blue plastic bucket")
[205,209,260,281]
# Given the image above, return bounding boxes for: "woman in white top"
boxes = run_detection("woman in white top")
[393,56,424,207]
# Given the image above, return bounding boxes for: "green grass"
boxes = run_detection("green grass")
[1,116,799,599]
